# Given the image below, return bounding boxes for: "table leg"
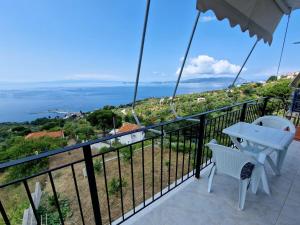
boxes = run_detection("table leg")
[266,155,280,175]
[261,167,271,195]
[276,149,287,173]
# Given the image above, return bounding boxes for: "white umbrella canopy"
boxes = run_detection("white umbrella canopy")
[196,0,300,45]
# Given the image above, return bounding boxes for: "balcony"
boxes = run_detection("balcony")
[124,140,300,225]
[0,97,299,225]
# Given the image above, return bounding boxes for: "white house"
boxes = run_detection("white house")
[109,123,145,145]
[197,97,206,103]
[91,142,110,151]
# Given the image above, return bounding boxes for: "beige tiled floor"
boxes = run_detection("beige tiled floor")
[124,141,300,225]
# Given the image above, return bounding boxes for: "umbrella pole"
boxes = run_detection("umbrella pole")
[131,0,165,136]
[276,13,291,76]
[229,39,259,88]
[170,11,201,120]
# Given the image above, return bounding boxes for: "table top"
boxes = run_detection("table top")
[223,122,294,150]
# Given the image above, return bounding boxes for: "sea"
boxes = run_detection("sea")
[0,80,237,123]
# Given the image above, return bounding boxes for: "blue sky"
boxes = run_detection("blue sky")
[0,0,299,84]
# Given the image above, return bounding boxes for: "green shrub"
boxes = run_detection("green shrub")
[108,178,127,196]
[164,160,170,167]
[38,193,72,225]
[93,158,103,174]
[120,147,133,162]
[99,146,111,153]
[11,126,31,136]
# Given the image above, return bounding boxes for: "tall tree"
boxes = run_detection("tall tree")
[87,110,122,135]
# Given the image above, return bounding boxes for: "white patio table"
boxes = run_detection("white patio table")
[222,122,294,194]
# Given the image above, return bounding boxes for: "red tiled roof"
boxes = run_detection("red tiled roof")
[25,131,64,139]
[117,123,140,134]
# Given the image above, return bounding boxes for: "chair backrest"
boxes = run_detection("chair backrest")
[206,140,256,180]
[252,115,296,134]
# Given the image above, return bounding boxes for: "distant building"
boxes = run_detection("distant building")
[277,71,299,80]
[109,123,144,145]
[63,111,84,119]
[25,131,64,139]
[197,97,206,103]
[91,142,110,151]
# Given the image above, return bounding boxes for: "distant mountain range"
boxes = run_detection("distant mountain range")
[181,76,247,84]
[122,76,248,85]
[1,76,248,89]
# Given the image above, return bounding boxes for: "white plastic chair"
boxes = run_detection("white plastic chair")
[252,116,296,134]
[250,116,296,173]
[206,140,267,210]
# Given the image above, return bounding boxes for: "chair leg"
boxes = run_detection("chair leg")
[208,165,216,193]
[238,179,249,210]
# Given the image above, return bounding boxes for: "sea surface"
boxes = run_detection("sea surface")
[0,81,232,123]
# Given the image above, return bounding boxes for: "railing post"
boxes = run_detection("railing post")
[261,97,269,116]
[83,145,102,225]
[195,114,206,179]
[0,201,10,225]
[240,103,248,122]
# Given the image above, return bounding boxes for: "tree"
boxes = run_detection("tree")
[259,79,292,99]
[31,117,52,126]
[11,126,31,136]
[87,110,122,135]
[266,75,278,83]
[2,136,67,181]
[63,119,95,141]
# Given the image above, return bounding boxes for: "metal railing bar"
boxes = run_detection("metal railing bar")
[192,131,198,176]
[187,126,192,176]
[116,149,125,220]
[168,133,172,190]
[175,130,179,186]
[151,138,155,201]
[0,200,10,225]
[129,146,136,214]
[48,171,65,225]
[101,155,112,225]
[71,164,86,225]
[181,129,186,182]
[160,126,164,196]
[221,112,229,144]
[83,145,103,225]
[141,141,146,207]
[23,180,40,225]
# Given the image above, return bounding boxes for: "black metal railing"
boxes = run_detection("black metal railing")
[0,97,298,225]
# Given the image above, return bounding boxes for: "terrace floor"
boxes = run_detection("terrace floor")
[124,140,300,225]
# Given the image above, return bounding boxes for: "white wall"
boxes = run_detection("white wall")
[118,131,145,145]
